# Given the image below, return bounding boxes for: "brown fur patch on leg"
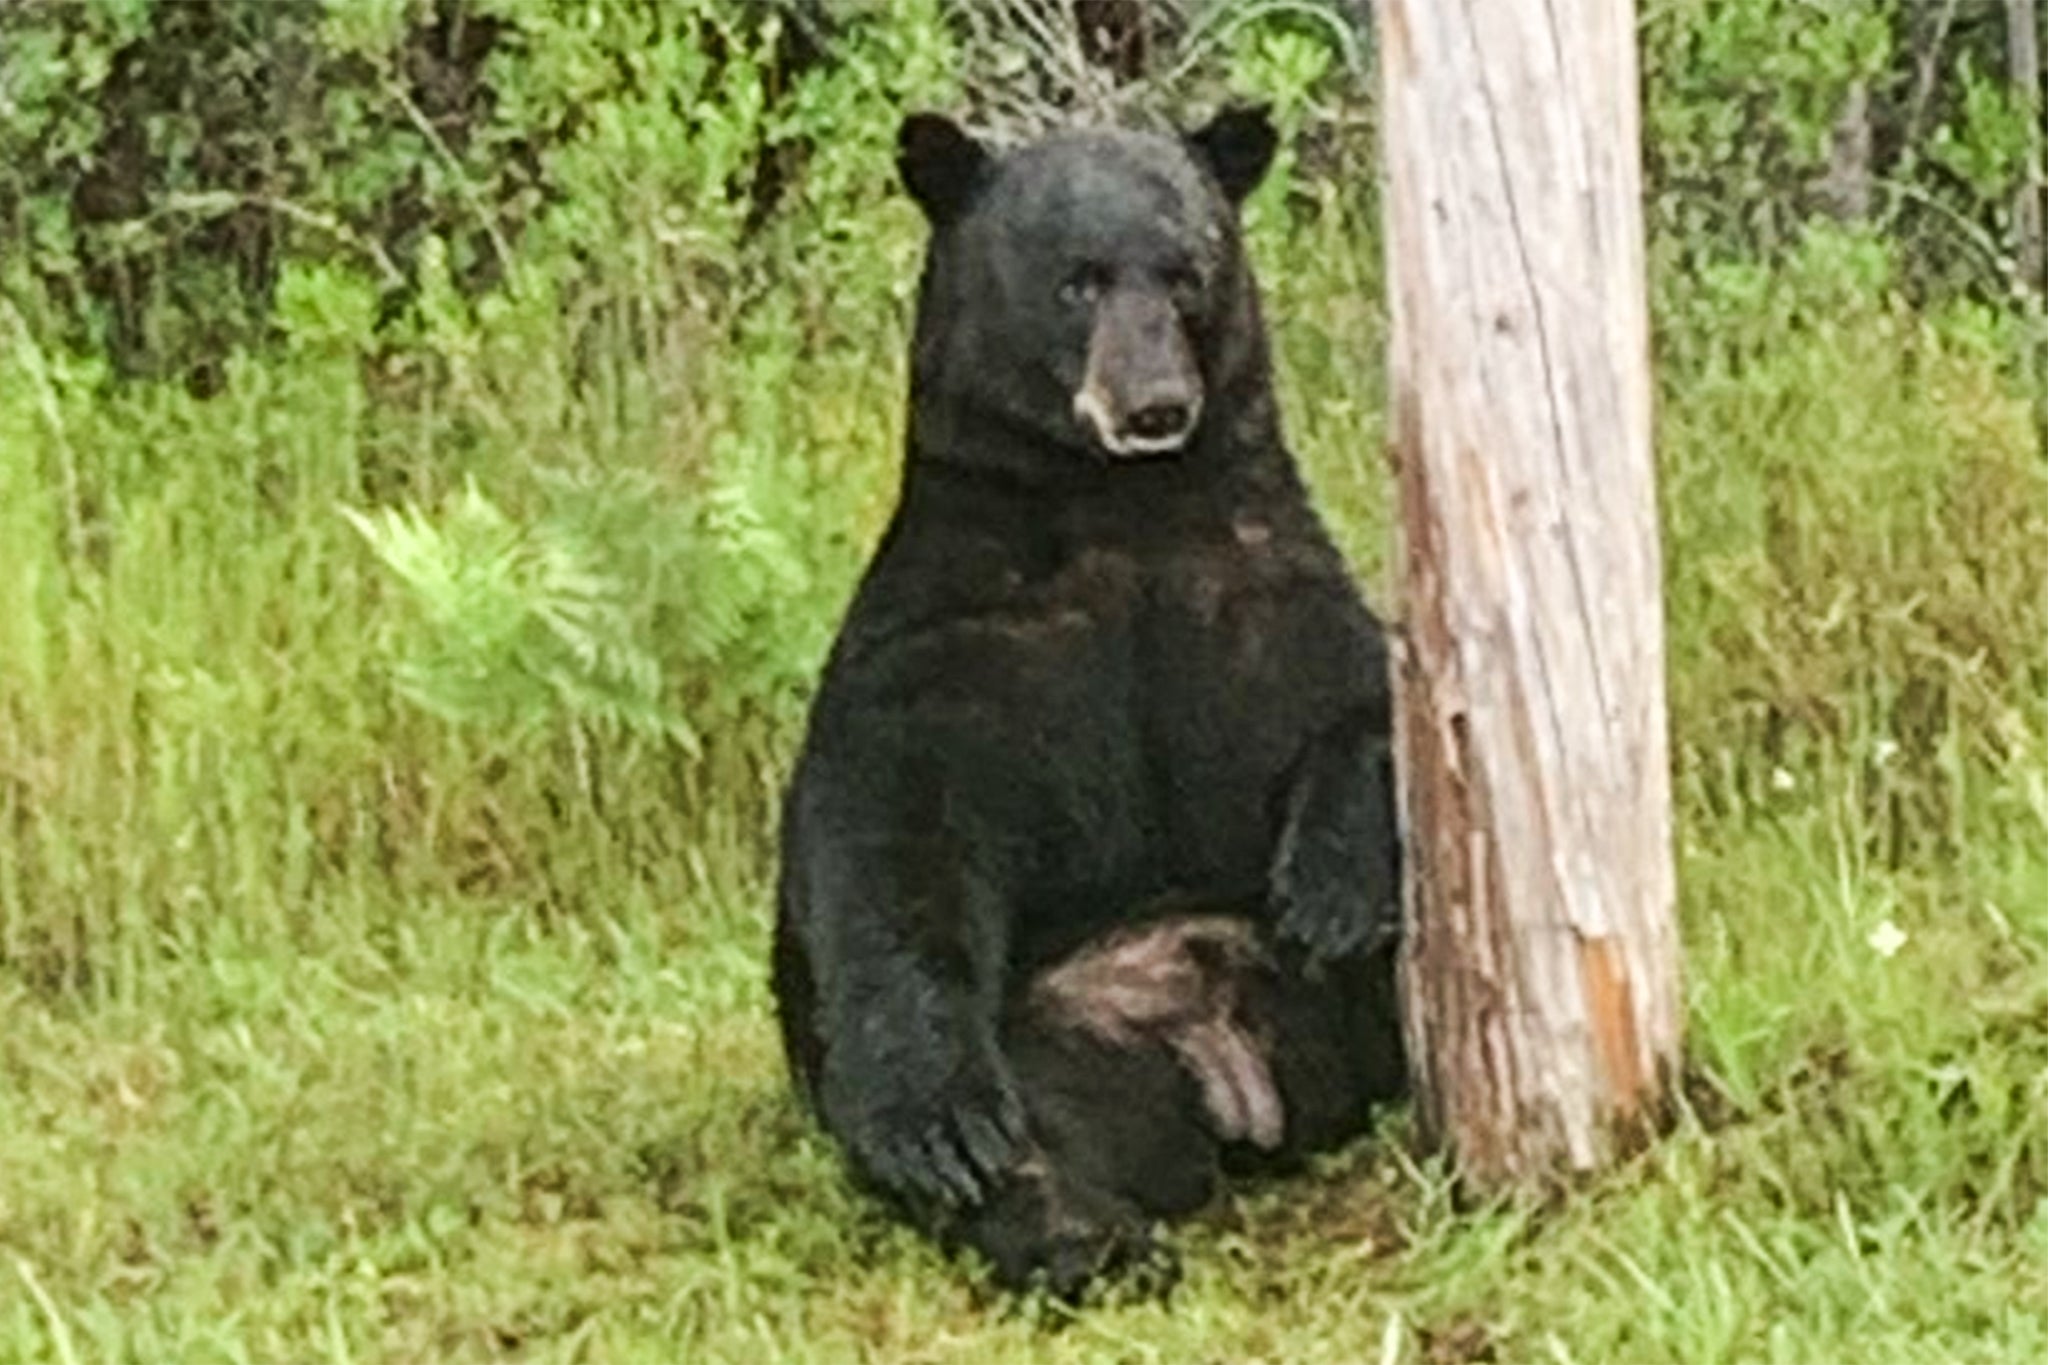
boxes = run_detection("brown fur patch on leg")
[1031,915,1283,1149]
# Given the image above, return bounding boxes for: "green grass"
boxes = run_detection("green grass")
[5,813,2047,1363]
[6,210,2048,1361]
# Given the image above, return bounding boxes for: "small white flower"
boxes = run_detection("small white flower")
[1771,767,1796,792]
[1874,738,1900,766]
[1867,919,1908,958]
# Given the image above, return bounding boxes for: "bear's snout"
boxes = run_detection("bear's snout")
[1075,290,1203,458]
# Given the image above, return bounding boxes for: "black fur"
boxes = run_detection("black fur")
[773,108,1405,1296]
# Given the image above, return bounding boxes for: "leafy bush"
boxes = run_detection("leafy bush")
[1642,1,2048,304]
[344,459,829,754]
[0,0,957,380]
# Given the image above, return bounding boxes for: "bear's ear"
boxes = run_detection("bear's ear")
[898,114,990,224]
[1188,104,1278,205]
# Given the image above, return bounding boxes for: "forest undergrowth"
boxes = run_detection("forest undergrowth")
[4,3,2048,1361]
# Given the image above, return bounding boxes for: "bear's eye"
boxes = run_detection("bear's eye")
[1058,264,1109,308]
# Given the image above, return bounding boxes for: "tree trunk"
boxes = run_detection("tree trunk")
[2012,0,2043,298]
[1816,80,1873,224]
[1377,0,1682,1188]
[2008,0,2048,457]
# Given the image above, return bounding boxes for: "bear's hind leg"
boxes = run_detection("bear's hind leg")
[948,1019,1209,1297]
[1231,940,1406,1172]
[947,913,1285,1295]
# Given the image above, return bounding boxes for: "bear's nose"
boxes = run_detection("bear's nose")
[1124,401,1195,444]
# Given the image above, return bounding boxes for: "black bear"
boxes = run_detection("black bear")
[773,106,1405,1295]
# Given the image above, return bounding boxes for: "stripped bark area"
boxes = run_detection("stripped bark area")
[1378,0,1682,1187]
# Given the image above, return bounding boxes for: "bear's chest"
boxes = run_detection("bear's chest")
[954,518,1363,729]
[963,519,1317,694]
[1135,519,1368,784]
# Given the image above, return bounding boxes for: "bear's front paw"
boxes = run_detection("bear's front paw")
[1270,724,1404,968]
[836,1066,1030,1211]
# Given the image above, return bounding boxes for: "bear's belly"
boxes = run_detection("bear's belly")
[1135,592,1368,881]
[999,584,1371,966]
[821,537,1378,968]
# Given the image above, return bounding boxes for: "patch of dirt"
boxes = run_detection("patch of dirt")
[1204,1146,1414,1261]
[1420,1314,1499,1364]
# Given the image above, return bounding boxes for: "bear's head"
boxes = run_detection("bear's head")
[897,108,1280,478]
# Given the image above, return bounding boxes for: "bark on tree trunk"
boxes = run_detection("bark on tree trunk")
[1377,0,1682,1188]
[2007,0,2048,456]
[2011,0,2043,298]
[1817,80,1872,224]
